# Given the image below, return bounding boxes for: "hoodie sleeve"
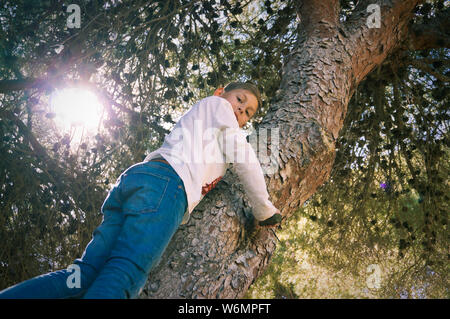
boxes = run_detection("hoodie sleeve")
[206,96,278,221]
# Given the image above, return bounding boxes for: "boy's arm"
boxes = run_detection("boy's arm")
[219,126,279,221]
[203,96,279,222]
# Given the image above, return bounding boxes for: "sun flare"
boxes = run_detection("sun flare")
[50,88,104,131]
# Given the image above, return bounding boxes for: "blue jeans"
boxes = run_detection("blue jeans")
[0,161,187,299]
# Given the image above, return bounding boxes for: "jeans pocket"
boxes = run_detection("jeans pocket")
[120,170,170,214]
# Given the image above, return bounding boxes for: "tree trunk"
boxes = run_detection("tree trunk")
[141,0,423,299]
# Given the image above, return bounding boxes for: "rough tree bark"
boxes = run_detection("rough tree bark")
[139,0,434,299]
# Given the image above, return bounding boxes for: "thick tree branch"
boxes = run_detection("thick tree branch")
[0,78,51,93]
[294,0,340,37]
[344,0,423,89]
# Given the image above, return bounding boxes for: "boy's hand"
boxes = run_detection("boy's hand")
[259,212,282,227]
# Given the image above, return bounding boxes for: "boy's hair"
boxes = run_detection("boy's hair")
[224,82,262,112]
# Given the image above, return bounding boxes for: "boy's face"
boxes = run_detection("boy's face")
[213,88,258,128]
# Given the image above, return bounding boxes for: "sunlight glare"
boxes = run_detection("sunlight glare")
[50,88,104,131]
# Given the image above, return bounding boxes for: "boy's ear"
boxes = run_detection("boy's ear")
[213,87,224,96]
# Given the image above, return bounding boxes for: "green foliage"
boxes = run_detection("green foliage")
[0,0,448,298]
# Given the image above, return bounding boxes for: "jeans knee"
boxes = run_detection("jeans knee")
[83,262,139,299]
[105,256,145,280]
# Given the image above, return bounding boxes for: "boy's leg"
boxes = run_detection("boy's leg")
[82,161,187,299]
[0,267,98,299]
[0,175,126,299]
